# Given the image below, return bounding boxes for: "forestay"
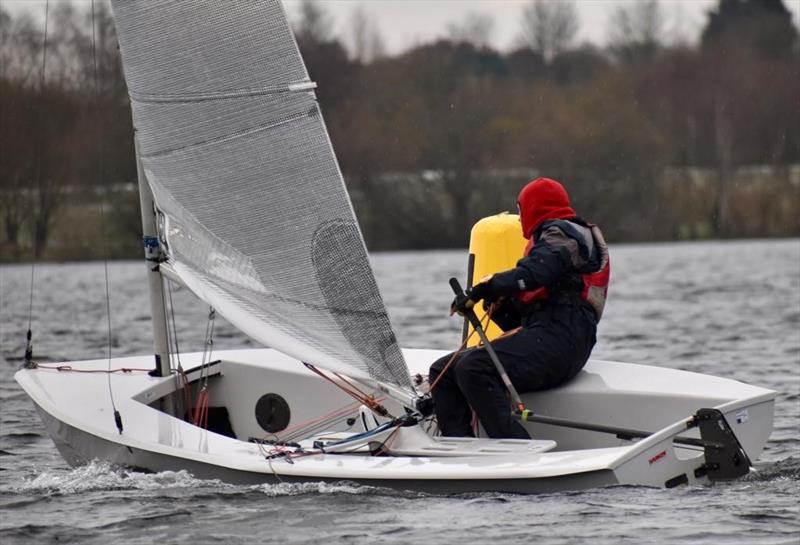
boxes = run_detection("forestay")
[110,0,412,391]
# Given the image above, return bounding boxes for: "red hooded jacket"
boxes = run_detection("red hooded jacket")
[515,178,610,319]
[517,177,576,239]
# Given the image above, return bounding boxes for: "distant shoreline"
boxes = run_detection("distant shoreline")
[3,235,798,266]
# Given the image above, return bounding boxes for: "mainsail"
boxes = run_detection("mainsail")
[110,0,413,391]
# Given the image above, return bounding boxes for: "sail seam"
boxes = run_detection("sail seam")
[205,267,395,319]
[176,263,413,391]
[130,81,317,104]
[161,260,393,320]
[138,107,318,159]
[111,0,413,391]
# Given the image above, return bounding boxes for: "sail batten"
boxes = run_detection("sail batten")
[130,81,317,104]
[111,0,413,391]
[138,106,317,159]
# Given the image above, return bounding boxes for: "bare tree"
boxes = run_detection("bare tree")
[607,0,664,66]
[447,12,495,49]
[368,29,386,61]
[348,4,385,63]
[48,1,89,87]
[1,10,43,84]
[0,8,42,256]
[0,4,97,258]
[294,0,333,47]
[519,0,579,63]
[0,7,13,80]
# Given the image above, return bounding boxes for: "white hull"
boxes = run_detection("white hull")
[15,348,776,493]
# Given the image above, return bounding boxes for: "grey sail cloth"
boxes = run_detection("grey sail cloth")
[110,0,412,391]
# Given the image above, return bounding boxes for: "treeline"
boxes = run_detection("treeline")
[1,2,137,260]
[1,0,798,261]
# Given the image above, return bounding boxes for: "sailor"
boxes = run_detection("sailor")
[428,177,610,439]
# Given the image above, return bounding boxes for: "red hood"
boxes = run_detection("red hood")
[517,177,576,238]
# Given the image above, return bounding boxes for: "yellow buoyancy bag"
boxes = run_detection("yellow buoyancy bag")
[465,212,527,347]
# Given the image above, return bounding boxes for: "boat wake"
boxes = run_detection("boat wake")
[253,480,389,497]
[11,460,405,498]
[745,457,800,482]
[12,456,795,502]
[12,461,212,495]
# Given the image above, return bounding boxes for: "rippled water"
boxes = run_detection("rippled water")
[1,239,798,544]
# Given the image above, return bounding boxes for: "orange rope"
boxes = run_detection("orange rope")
[305,364,359,398]
[192,386,209,428]
[270,399,375,439]
[332,372,373,400]
[427,306,494,393]
[304,363,390,416]
[373,424,404,456]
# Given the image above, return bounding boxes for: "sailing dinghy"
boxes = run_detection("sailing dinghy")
[15,0,776,493]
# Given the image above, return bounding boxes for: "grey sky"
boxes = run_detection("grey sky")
[283,0,798,52]
[5,0,800,54]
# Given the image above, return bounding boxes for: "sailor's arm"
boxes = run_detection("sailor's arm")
[489,225,584,296]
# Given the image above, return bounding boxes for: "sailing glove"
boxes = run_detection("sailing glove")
[450,294,475,316]
[468,279,495,303]
[450,278,496,316]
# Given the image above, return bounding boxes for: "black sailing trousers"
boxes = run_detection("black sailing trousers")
[428,305,597,439]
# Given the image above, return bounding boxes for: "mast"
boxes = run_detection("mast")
[135,135,171,379]
[111,0,415,399]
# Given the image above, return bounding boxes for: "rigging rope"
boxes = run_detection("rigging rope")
[24,0,50,368]
[426,305,494,393]
[159,278,175,374]
[256,312,508,466]
[297,305,495,436]
[192,386,209,429]
[303,362,391,418]
[192,307,216,429]
[165,280,192,417]
[166,280,183,369]
[90,0,122,434]
[263,399,371,442]
[254,308,496,463]
[30,363,153,373]
[200,307,216,374]
[372,424,403,457]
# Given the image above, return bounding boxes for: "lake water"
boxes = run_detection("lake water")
[1,239,798,544]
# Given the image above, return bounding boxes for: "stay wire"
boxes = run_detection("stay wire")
[166,280,182,369]
[200,307,216,385]
[90,0,121,434]
[188,307,215,429]
[165,279,188,415]
[159,278,174,374]
[24,0,50,366]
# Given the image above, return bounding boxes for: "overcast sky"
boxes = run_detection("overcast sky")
[5,0,800,54]
[284,0,723,52]
[282,0,799,52]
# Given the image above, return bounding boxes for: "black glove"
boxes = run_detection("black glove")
[468,280,495,303]
[450,279,494,316]
[450,292,475,315]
